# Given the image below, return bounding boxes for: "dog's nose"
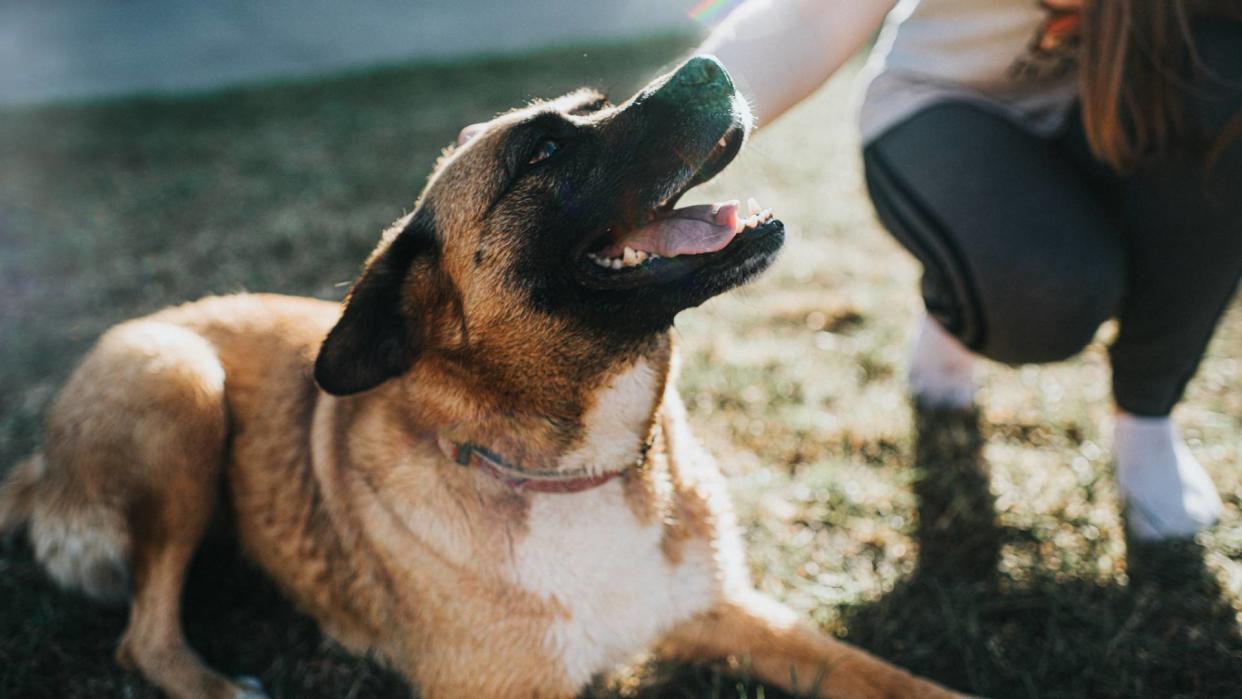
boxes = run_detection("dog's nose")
[673,56,733,96]
[634,54,739,128]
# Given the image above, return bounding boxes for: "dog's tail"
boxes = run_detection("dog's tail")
[0,452,42,535]
[0,452,131,604]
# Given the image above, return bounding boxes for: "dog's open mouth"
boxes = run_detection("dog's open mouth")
[587,198,774,266]
[573,127,782,290]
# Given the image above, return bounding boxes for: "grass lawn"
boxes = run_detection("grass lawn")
[2,35,1240,699]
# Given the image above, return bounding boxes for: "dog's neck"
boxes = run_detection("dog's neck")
[405,337,674,484]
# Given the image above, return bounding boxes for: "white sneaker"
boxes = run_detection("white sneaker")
[907,313,977,410]
[1114,412,1222,541]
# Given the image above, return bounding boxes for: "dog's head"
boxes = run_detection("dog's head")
[315,56,784,399]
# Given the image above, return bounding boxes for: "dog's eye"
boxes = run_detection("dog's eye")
[528,139,560,166]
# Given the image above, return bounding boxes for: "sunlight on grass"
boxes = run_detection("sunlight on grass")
[1,34,1239,699]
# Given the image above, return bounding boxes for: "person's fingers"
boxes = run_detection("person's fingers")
[457,123,486,146]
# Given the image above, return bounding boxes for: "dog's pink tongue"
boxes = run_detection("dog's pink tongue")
[600,201,740,258]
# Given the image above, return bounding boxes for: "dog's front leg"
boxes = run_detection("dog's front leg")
[657,589,964,699]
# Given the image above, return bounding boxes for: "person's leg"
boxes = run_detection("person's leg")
[1062,19,1242,539]
[1111,412,1222,540]
[1108,20,1242,418]
[907,311,977,409]
[863,102,1126,407]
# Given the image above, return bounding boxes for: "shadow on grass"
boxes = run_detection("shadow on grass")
[0,530,412,699]
[0,516,810,699]
[836,405,1242,699]
[2,415,1236,699]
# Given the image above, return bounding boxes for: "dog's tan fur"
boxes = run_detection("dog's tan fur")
[0,70,961,699]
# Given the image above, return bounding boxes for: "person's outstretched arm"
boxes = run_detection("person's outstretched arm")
[698,0,898,127]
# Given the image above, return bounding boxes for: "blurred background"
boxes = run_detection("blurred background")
[1,2,1239,698]
[0,0,700,104]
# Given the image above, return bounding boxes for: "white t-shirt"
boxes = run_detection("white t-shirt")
[859,0,1083,143]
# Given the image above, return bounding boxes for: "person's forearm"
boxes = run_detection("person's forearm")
[698,0,898,127]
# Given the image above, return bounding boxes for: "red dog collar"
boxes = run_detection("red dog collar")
[449,442,624,494]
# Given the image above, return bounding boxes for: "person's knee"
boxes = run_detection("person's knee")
[971,264,1124,365]
[991,292,1113,363]
[917,254,1124,365]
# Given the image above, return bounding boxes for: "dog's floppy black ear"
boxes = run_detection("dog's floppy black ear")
[314,213,438,396]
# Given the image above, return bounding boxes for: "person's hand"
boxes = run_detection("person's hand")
[457,123,485,146]
[697,0,897,127]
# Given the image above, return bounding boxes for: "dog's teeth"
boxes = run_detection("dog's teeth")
[622,247,639,267]
[718,137,728,148]
[610,257,623,270]
[634,249,649,263]
[748,197,761,216]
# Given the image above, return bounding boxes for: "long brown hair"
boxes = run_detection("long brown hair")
[1079,0,1242,172]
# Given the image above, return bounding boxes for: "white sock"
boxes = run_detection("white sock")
[1114,412,1222,541]
[908,313,976,409]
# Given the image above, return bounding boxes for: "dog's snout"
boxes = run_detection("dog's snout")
[651,56,734,104]
[677,56,727,90]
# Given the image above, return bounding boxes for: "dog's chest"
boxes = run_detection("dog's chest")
[510,481,717,686]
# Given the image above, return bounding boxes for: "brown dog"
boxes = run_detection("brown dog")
[0,57,961,698]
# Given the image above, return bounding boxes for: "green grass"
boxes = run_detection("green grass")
[2,35,1240,699]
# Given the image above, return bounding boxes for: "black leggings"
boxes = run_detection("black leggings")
[864,20,1242,417]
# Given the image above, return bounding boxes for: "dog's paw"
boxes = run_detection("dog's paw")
[232,676,272,699]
